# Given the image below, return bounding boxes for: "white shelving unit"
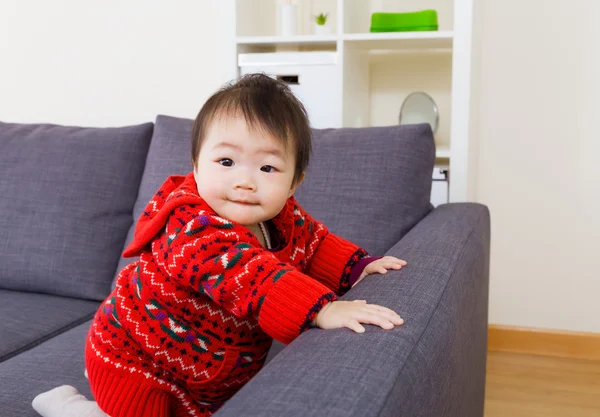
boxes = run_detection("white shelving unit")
[229,0,480,202]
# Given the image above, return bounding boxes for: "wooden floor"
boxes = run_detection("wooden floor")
[485,351,600,417]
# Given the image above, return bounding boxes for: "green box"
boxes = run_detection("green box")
[370,10,439,32]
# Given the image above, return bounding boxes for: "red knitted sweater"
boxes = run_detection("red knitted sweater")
[85,172,367,417]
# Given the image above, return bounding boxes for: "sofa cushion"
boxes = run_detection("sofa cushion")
[0,121,153,300]
[295,125,435,255]
[114,115,193,278]
[0,320,93,417]
[0,289,99,363]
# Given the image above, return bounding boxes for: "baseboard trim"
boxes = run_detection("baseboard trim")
[488,324,600,361]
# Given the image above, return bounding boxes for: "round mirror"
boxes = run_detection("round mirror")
[398,92,439,133]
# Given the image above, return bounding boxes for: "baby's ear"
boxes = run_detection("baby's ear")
[289,172,305,197]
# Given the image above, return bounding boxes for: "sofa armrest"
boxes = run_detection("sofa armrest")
[215,203,490,417]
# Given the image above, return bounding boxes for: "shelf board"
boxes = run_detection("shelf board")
[236,32,453,52]
[343,31,453,51]
[236,35,338,47]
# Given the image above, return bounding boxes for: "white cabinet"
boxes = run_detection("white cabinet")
[431,165,450,207]
[238,52,342,129]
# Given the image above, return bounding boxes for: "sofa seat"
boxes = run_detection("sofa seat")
[0,290,98,362]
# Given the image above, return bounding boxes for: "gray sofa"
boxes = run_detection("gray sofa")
[0,115,490,417]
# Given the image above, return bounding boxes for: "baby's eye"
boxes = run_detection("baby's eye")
[219,158,234,167]
[261,165,276,173]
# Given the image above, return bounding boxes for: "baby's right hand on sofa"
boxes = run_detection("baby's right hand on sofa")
[312,300,404,333]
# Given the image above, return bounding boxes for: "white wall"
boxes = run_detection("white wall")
[0,1,236,127]
[477,0,600,333]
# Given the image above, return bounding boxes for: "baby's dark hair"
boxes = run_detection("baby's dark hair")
[191,73,311,185]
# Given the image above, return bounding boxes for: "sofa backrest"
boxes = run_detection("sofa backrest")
[113,115,435,280]
[296,125,435,255]
[113,115,194,278]
[0,121,153,300]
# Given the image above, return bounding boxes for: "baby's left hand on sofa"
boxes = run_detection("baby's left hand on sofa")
[352,256,407,288]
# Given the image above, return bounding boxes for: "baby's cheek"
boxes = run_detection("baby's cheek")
[261,179,286,195]
[198,176,223,196]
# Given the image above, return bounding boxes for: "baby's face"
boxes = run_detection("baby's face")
[194,115,299,228]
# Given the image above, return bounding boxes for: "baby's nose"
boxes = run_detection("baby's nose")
[234,178,256,191]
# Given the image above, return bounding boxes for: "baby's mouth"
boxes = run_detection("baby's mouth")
[229,199,259,206]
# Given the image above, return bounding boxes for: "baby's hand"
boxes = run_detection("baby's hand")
[352,256,407,288]
[312,300,404,333]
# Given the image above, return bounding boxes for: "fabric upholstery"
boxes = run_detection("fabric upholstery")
[0,320,93,417]
[0,121,153,300]
[377,203,490,417]
[0,289,98,362]
[295,124,436,256]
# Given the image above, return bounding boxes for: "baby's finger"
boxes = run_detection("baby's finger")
[383,256,407,264]
[356,311,395,330]
[387,258,405,264]
[353,299,368,303]
[372,311,403,326]
[347,319,366,333]
[365,305,404,324]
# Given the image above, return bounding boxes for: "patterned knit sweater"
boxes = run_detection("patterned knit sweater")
[86,172,370,416]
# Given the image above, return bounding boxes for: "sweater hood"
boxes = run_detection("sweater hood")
[122,172,203,257]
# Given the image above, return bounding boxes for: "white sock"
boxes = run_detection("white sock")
[32,385,109,417]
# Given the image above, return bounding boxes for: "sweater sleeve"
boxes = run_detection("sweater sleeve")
[301,211,369,296]
[163,213,336,345]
